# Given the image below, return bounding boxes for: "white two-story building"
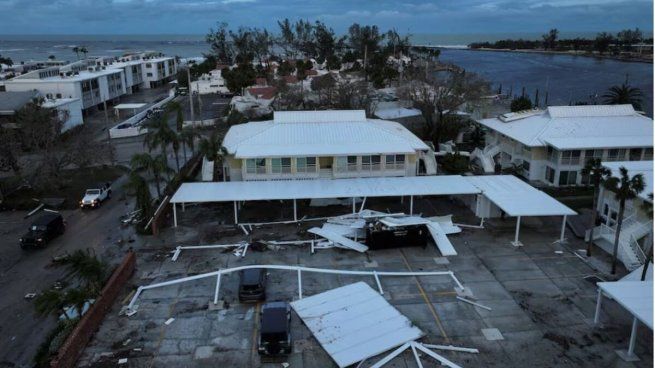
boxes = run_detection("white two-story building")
[220,110,437,181]
[476,105,653,186]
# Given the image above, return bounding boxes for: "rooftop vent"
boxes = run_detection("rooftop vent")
[498,109,543,123]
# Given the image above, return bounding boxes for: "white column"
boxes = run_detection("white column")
[594,288,603,325]
[173,203,177,227]
[181,202,185,212]
[293,199,298,222]
[627,317,639,356]
[233,201,238,224]
[512,216,521,246]
[352,197,356,214]
[560,215,567,242]
[410,195,414,215]
[213,272,222,305]
[297,269,302,299]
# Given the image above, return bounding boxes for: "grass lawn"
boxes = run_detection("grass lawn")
[0,165,127,210]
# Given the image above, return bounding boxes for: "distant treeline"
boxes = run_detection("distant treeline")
[469,28,652,55]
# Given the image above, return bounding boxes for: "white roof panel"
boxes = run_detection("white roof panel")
[598,281,653,329]
[466,175,577,217]
[478,105,653,148]
[114,103,147,109]
[290,282,424,368]
[171,175,480,203]
[223,110,429,158]
[603,161,653,202]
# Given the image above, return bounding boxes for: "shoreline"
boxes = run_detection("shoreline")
[465,47,653,64]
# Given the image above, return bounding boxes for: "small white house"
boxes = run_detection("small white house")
[475,105,653,186]
[592,161,653,271]
[190,68,229,95]
[221,110,437,181]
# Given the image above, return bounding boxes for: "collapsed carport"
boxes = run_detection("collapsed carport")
[169,175,576,245]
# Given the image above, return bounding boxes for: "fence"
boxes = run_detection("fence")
[50,251,136,368]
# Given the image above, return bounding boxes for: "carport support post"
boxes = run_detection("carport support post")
[233,201,238,224]
[173,203,177,227]
[352,197,356,214]
[627,317,638,357]
[560,215,567,243]
[512,216,522,247]
[297,269,302,299]
[293,199,298,222]
[213,272,222,305]
[594,289,603,324]
[410,195,414,215]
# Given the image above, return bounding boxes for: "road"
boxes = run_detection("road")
[0,176,140,367]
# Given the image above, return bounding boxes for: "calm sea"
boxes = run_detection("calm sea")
[1,34,652,115]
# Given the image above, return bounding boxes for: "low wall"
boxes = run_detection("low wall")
[109,90,176,139]
[50,251,136,368]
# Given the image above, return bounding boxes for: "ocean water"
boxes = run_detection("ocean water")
[1,34,652,115]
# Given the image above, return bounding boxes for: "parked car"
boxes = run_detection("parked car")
[258,302,292,356]
[80,182,112,209]
[20,212,66,249]
[238,268,267,302]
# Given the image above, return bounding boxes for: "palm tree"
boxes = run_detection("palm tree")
[602,83,644,110]
[34,289,69,320]
[171,132,181,173]
[641,193,653,281]
[131,152,172,198]
[603,167,645,274]
[72,46,80,60]
[64,288,91,318]
[126,171,154,221]
[79,46,88,59]
[199,131,226,162]
[60,249,108,295]
[180,127,200,161]
[144,114,175,164]
[166,101,185,132]
[581,158,611,256]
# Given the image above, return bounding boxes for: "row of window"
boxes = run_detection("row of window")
[548,147,653,165]
[245,155,406,175]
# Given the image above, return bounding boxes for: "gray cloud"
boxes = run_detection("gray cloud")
[0,0,651,34]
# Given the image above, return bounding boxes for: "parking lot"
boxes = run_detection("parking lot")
[79,197,653,368]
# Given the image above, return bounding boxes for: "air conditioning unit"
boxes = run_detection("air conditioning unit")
[88,67,94,72]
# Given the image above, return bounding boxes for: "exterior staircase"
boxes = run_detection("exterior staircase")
[471,144,500,174]
[591,215,651,271]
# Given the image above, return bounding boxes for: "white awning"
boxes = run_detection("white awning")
[598,281,653,329]
[290,282,424,368]
[113,103,147,109]
[171,176,480,203]
[465,175,576,217]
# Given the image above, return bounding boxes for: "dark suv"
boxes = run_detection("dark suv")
[20,212,66,249]
[238,269,267,302]
[258,302,292,356]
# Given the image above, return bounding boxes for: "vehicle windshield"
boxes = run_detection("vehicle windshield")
[30,225,47,232]
[86,189,101,195]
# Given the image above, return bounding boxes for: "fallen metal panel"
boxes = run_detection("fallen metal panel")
[378,216,431,227]
[308,227,368,252]
[426,222,457,256]
[290,282,423,368]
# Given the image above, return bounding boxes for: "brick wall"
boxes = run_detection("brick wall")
[50,251,136,368]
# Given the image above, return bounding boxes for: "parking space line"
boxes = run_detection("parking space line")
[399,249,450,343]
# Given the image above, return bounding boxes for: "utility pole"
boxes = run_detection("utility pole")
[187,67,195,124]
[196,82,202,124]
[364,44,368,82]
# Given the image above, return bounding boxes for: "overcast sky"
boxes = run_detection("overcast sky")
[0,0,652,35]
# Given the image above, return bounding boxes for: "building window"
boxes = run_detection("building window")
[246,158,266,174]
[147,73,153,77]
[547,146,559,163]
[644,148,653,160]
[545,166,555,184]
[559,170,578,186]
[271,157,291,174]
[522,160,531,175]
[362,156,382,171]
[347,156,357,171]
[335,157,347,172]
[296,157,316,173]
[606,149,626,162]
[629,148,643,161]
[560,150,581,165]
[385,155,405,170]
[584,149,603,162]
[145,63,152,68]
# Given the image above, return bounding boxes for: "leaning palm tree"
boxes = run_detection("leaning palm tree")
[131,152,172,198]
[180,127,200,161]
[144,114,175,163]
[581,158,612,256]
[125,171,154,221]
[603,167,645,274]
[166,101,185,132]
[60,249,108,295]
[602,83,644,110]
[199,131,227,162]
[171,132,181,173]
[34,289,69,320]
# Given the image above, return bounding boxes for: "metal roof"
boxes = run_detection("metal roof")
[597,281,653,329]
[222,110,430,158]
[465,175,577,217]
[290,282,424,368]
[170,175,481,203]
[478,105,653,149]
[0,91,39,115]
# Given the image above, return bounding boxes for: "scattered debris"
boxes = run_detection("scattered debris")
[24,293,36,299]
[164,318,175,325]
[481,328,504,341]
[421,343,479,354]
[281,363,290,368]
[118,358,128,364]
[554,250,564,254]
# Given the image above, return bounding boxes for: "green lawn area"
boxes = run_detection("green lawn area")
[0,166,127,210]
